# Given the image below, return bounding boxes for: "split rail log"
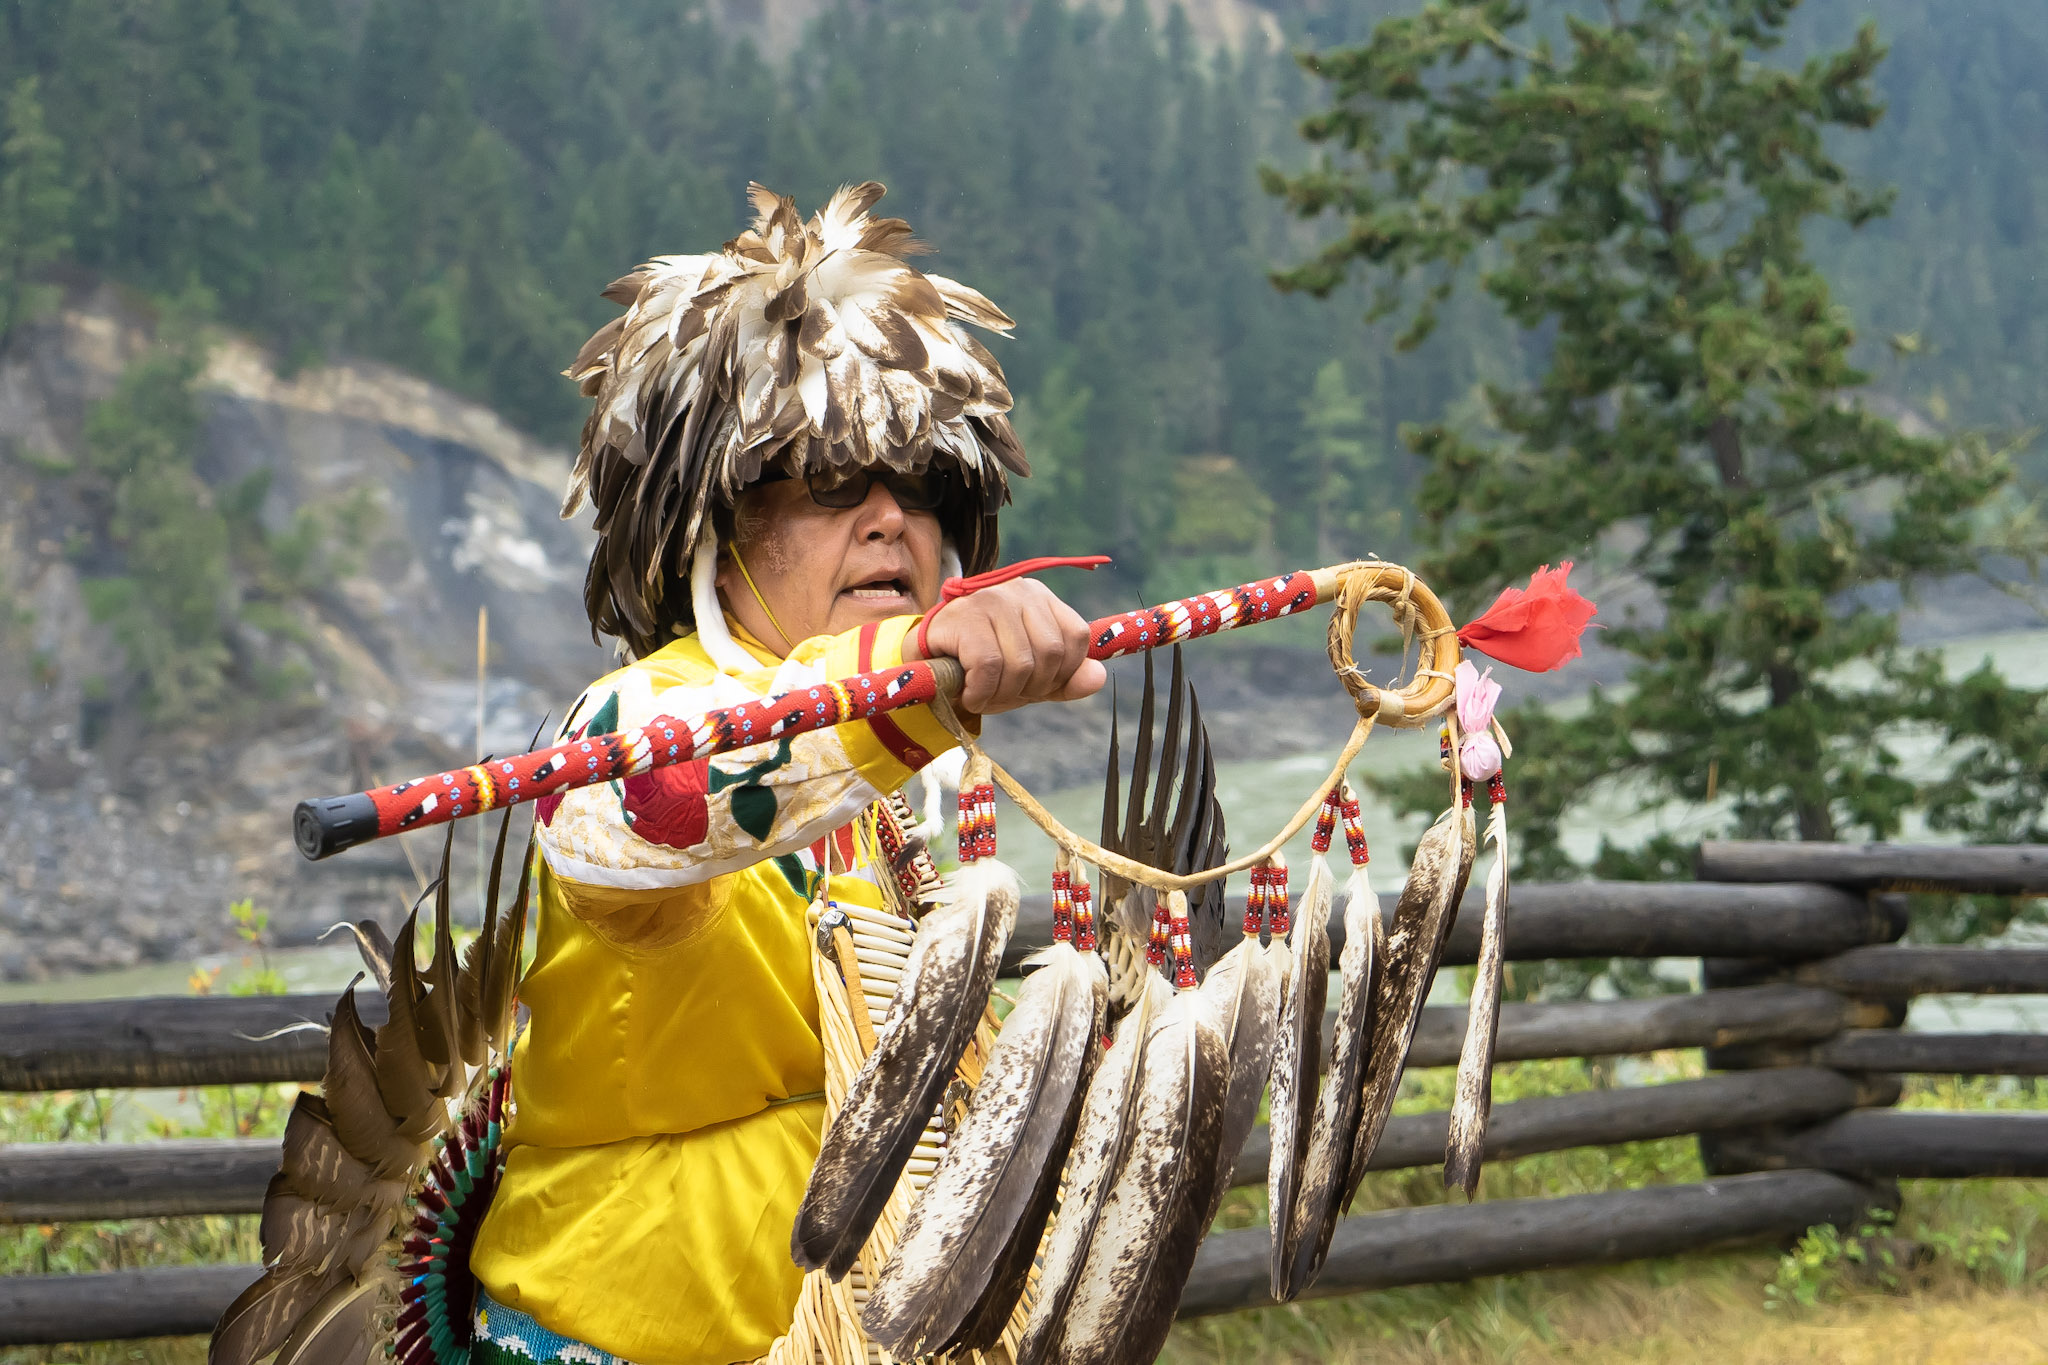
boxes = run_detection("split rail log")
[0,1170,1886,1348]
[1227,1067,1877,1190]
[0,1138,281,1223]
[1396,985,1856,1070]
[0,1264,258,1347]
[1712,1111,2048,1180]
[0,992,385,1092]
[1177,1169,1886,1318]
[1,1062,1876,1227]
[1698,840,2048,895]
[1713,1030,2048,1077]
[1003,879,1901,973]
[0,980,1852,1096]
[1789,946,2048,998]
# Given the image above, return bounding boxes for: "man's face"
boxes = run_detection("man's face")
[715,471,946,652]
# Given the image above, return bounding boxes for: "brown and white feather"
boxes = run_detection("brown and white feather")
[792,857,1019,1279]
[1265,854,1331,1301]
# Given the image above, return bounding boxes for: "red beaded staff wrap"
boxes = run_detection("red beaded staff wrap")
[1086,571,1317,659]
[295,571,1337,861]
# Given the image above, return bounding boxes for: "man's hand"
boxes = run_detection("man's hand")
[907,580,1107,714]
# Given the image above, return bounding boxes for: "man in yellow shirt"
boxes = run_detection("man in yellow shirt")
[465,183,1103,1363]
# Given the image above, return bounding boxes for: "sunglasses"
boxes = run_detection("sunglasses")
[754,465,954,512]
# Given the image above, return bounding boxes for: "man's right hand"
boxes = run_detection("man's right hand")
[906,580,1107,715]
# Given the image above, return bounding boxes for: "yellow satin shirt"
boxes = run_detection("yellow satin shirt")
[470,614,957,1363]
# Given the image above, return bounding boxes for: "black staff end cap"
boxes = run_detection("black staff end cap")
[294,793,380,861]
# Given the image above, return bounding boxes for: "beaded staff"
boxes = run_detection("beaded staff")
[297,562,1454,860]
[294,559,1592,862]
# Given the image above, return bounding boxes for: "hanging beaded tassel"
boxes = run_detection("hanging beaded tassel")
[1265,852,1292,939]
[1340,786,1369,871]
[1164,890,1197,990]
[1148,898,1172,970]
[1312,788,1340,858]
[1052,860,1074,944]
[975,780,997,861]
[954,777,995,863]
[1069,856,1098,954]
[1243,862,1269,939]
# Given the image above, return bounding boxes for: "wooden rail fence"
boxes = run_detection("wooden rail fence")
[1,841,2043,1347]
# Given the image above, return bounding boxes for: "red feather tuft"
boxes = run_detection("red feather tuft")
[1456,563,1597,673]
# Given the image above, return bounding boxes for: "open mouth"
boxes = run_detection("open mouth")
[843,577,912,603]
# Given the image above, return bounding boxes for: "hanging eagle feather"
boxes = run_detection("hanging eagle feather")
[1341,807,1477,1213]
[791,856,1019,1279]
[1265,851,1330,1301]
[1275,830,1383,1299]
[1042,982,1229,1365]
[562,181,1030,656]
[1014,970,1164,1365]
[1445,798,1511,1195]
[211,811,532,1365]
[861,934,1106,1357]
[1193,903,1285,1232]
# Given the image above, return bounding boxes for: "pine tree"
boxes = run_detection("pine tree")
[1292,358,1400,562]
[0,76,71,341]
[1269,0,2048,881]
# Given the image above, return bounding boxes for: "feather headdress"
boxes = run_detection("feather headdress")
[563,181,1030,657]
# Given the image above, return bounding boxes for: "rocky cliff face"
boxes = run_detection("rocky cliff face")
[0,298,610,979]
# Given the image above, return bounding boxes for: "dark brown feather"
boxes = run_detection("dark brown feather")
[941,1049,1094,1355]
[371,915,443,1142]
[1102,649,1227,954]
[271,1277,383,1365]
[1344,810,1476,1206]
[1195,935,1283,1232]
[324,985,415,1180]
[1014,973,1162,1365]
[482,822,536,1053]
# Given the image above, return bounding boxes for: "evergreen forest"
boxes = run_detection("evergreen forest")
[2,0,2044,596]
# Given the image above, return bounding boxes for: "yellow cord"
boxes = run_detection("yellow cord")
[729,542,796,655]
